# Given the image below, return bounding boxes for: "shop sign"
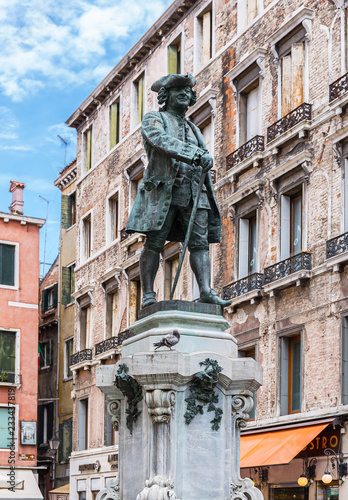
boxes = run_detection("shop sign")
[296,425,340,458]
[78,460,100,472]
[18,454,35,460]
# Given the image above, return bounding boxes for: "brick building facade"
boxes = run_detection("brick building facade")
[66,0,348,498]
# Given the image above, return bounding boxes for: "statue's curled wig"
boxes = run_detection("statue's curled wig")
[158,86,197,110]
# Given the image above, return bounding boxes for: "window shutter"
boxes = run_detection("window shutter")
[202,11,212,65]
[291,42,304,109]
[280,195,291,260]
[58,422,63,462]
[239,218,249,278]
[52,283,58,308]
[137,76,145,124]
[49,339,53,366]
[61,195,69,229]
[47,402,54,441]
[168,45,178,75]
[246,86,259,141]
[86,128,92,171]
[42,289,48,312]
[342,318,348,404]
[37,405,44,445]
[0,244,15,287]
[79,400,87,451]
[280,337,289,415]
[61,267,70,305]
[110,101,119,149]
[248,0,258,24]
[281,54,292,116]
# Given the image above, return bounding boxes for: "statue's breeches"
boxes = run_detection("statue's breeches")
[145,206,209,253]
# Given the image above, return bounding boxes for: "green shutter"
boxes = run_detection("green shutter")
[0,331,15,375]
[86,128,92,171]
[61,195,69,229]
[168,45,178,74]
[70,266,75,303]
[49,339,53,366]
[62,267,70,305]
[59,418,73,461]
[0,244,15,286]
[42,289,48,311]
[137,76,145,124]
[52,283,58,308]
[110,101,120,149]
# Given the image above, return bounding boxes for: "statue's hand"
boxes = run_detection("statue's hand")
[200,153,213,173]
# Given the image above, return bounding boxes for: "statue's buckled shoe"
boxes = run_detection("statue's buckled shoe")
[198,289,231,308]
[141,292,157,308]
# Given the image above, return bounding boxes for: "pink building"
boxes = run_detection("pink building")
[0,181,45,500]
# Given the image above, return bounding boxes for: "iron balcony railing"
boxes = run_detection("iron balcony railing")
[226,136,265,171]
[263,252,312,285]
[117,329,134,345]
[326,231,348,259]
[329,73,348,102]
[95,337,118,355]
[70,348,92,366]
[222,273,263,301]
[267,103,312,143]
[120,227,130,242]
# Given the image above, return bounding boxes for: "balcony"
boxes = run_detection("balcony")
[226,136,265,176]
[70,348,93,370]
[329,73,348,102]
[95,330,135,359]
[267,103,312,147]
[222,273,263,309]
[326,231,348,271]
[263,252,312,296]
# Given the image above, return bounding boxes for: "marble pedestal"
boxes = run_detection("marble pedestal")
[96,301,263,500]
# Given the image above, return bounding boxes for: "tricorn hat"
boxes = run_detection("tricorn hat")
[151,72,196,92]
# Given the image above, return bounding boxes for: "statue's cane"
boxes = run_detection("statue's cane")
[170,169,207,300]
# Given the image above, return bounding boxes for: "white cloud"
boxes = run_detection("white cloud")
[0,107,19,140]
[0,0,173,101]
[0,145,35,151]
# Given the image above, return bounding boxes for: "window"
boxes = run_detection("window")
[0,406,16,449]
[0,331,16,383]
[106,291,118,339]
[164,256,179,300]
[239,82,260,145]
[110,98,120,149]
[78,399,88,450]
[64,338,74,379]
[0,243,15,287]
[280,333,301,415]
[129,277,141,324]
[106,404,118,446]
[77,480,87,500]
[237,0,259,31]
[168,37,181,74]
[108,194,119,242]
[82,214,92,260]
[344,158,348,233]
[42,285,58,312]
[59,418,72,462]
[280,188,303,260]
[91,478,102,500]
[39,340,52,369]
[80,305,91,350]
[238,213,257,278]
[281,41,305,117]
[128,161,144,211]
[62,264,75,306]
[38,402,54,445]
[342,316,348,404]
[84,127,93,172]
[134,73,145,126]
[61,192,76,229]
[239,347,256,419]
[196,5,213,69]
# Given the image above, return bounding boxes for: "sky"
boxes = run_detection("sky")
[0,0,173,277]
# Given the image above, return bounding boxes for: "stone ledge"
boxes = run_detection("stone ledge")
[138,299,223,319]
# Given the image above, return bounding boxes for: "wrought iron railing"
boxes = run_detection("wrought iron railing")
[222,273,263,301]
[70,348,92,366]
[117,329,135,345]
[95,337,118,355]
[263,252,312,285]
[326,231,348,259]
[267,103,312,143]
[226,136,265,171]
[329,73,348,102]
[120,227,130,242]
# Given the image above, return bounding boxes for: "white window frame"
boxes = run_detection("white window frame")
[81,122,94,175]
[279,183,306,261]
[277,329,303,417]
[0,240,19,290]
[64,336,74,380]
[237,0,263,33]
[78,398,89,451]
[0,327,20,386]
[0,403,19,451]
[106,188,121,245]
[238,211,259,279]
[79,304,92,351]
[131,70,146,130]
[166,32,184,75]
[80,210,93,263]
[194,0,215,73]
[108,93,122,152]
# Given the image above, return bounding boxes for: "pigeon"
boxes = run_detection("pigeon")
[153,330,180,351]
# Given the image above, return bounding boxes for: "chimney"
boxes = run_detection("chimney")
[9,180,25,215]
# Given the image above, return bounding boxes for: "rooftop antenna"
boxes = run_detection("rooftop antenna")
[57,135,68,167]
[39,195,50,277]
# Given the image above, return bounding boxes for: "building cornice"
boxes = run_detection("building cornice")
[0,212,45,227]
[54,160,77,191]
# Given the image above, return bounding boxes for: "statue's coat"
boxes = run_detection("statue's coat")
[126,110,222,243]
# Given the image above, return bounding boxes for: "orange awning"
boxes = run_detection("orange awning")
[240,423,329,468]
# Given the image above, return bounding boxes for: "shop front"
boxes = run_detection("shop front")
[240,419,347,500]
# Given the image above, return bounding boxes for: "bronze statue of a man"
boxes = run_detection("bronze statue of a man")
[126,73,230,308]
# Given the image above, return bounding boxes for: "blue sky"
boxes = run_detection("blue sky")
[0,0,173,276]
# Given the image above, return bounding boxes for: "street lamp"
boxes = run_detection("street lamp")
[321,448,348,485]
[48,432,60,490]
[297,457,317,487]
